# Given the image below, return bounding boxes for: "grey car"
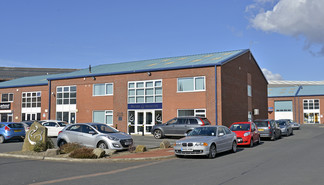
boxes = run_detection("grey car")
[174,126,237,158]
[276,120,293,136]
[57,123,133,150]
[280,119,300,130]
[254,119,281,140]
[151,117,211,139]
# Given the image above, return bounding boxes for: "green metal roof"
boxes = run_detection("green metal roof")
[268,85,324,97]
[48,49,249,80]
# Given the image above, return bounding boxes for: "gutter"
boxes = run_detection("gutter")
[48,80,52,119]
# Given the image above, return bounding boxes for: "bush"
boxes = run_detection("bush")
[33,139,56,152]
[59,143,83,154]
[69,147,97,159]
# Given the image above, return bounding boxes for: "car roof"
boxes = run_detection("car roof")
[0,122,23,125]
[231,122,252,125]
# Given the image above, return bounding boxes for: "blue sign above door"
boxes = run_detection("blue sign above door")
[128,103,162,109]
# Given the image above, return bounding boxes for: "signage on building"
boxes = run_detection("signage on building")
[268,107,273,112]
[128,103,162,110]
[0,103,10,110]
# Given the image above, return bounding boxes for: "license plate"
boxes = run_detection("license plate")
[258,129,264,131]
[238,139,243,142]
[14,130,22,132]
[124,142,132,145]
[181,147,193,151]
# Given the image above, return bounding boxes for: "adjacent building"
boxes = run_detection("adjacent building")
[268,81,324,124]
[0,49,268,134]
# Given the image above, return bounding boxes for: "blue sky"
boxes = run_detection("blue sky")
[0,0,323,81]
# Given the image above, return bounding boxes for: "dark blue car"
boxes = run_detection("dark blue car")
[0,122,25,143]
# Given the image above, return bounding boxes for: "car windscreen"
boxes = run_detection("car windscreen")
[58,122,67,127]
[255,121,268,127]
[277,121,286,126]
[188,127,217,136]
[8,123,24,129]
[230,124,250,131]
[91,124,118,133]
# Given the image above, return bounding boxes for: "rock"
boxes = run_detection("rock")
[93,148,105,158]
[135,145,147,153]
[104,149,117,156]
[160,140,171,149]
[44,149,59,157]
[22,121,48,152]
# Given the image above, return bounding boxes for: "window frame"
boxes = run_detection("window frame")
[177,76,206,93]
[93,83,114,96]
[56,86,77,105]
[1,93,14,103]
[127,79,162,104]
[92,110,114,125]
[177,109,206,118]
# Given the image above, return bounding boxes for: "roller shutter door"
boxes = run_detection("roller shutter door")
[274,101,293,120]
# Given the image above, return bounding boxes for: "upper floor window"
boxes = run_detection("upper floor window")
[1,93,13,102]
[93,83,113,96]
[177,76,205,92]
[247,85,252,97]
[303,99,319,110]
[57,86,76,105]
[22,92,41,108]
[128,80,162,103]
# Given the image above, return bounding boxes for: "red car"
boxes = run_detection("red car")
[229,122,260,147]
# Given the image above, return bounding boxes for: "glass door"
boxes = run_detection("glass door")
[135,110,154,135]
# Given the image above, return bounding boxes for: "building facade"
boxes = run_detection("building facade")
[0,49,268,134]
[268,82,324,124]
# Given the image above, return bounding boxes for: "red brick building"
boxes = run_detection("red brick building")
[0,49,268,134]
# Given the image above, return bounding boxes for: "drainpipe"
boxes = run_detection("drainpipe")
[48,80,52,120]
[215,65,218,125]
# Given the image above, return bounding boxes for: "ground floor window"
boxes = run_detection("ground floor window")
[22,113,41,121]
[304,112,320,124]
[57,111,76,123]
[93,110,113,125]
[178,109,206,117]
[0,113,12,122]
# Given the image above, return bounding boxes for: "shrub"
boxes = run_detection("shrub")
[46,139,55,149]
[69,147,97,159]
[59,143,83,154]
[33,140,46,152]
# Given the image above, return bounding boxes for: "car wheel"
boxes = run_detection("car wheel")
[271,132,276,141]
[0,135,5,144]
[257,136,261,144]
[291,129,293,135]
[250,138,254,147]
[231,141,237,153]
[286,131,289,137]
[279,131,282,139]
[58,140,67,147]
[153,129,163,139]
[98,141,108,149]
[208,144,217,159]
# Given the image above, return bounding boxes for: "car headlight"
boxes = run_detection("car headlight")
[107,136,119,141]
[244,132,251,137]
[195,142,208,146]
[174,143,181,146]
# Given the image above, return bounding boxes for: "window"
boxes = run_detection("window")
[178,109,206,117]
[177,76,205,92]
[247,85,252,97]
[93,83,113,96]
[56,86,76,105]
[93,110,113,125]
[303,99,320,110]
[22,92,41,108]
[1,93,13,102]
[128,80,162,103]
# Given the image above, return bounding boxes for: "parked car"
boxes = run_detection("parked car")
[151,117,211,139]
[41,120,68,137]
[254,119,281,140]
[57,123,133,150]
[21,120,35,132]
[0,122,26,143]
[229,122,260,147]
[280,119,300,130]
[173,126,237,158]
[276,120,293,136]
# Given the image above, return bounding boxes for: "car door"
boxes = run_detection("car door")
[216,127,227,152]
[43,122,55,137]
[173,118,188,135]
[78,125,97,148]
[65,124,83,143]
[251,123,257,142]
[162,118,177,135]
[223,127,233,150]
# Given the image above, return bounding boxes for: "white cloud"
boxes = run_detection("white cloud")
[248,0,324,56]
[262,68,284,80]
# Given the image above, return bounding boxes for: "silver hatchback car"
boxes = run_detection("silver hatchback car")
[57,123,133,150]
[174,126,237,159]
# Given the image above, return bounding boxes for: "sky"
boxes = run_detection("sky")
[0,0,323,81]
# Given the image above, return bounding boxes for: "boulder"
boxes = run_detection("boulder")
[160,140,171,149]
[135,145,147,153]
[44,149,60,157]
[22,121,48,152]
[104,149,117,156]
[93,148,105,158]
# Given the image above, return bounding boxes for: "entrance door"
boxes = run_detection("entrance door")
[135,110,154,134]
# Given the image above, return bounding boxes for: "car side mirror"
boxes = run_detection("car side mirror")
[218,133,225,137]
